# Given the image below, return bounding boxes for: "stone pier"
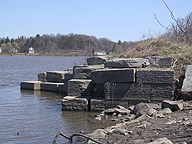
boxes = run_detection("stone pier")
[21,56,175,111]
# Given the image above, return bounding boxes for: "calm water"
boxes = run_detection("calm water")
[0,56,101,144]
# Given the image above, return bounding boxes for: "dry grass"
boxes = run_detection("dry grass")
[119,36,192,79]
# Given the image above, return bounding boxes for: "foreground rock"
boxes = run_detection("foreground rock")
[148,137,173,144]
[85,101,192,144]
[181,65,192,100]
[162,100,184,111]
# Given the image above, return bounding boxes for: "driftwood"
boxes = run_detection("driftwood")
[53,131,102,144]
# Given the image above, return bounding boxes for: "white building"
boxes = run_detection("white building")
[29,47,34,53]
[94,51,106,56]
[0,47,1,53]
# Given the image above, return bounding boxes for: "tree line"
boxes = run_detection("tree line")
[0,33,137,55]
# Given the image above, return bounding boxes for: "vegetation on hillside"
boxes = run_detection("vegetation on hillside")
[119,9,192,79]
[0,34,138,56]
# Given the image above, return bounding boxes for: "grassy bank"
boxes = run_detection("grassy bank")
[118,36,192,79]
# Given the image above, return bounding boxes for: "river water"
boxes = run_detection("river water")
[0,56,102,144]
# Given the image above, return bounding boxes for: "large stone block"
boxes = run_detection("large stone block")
[91,68,135,84]
[38,72,47,82]
[20,81,42,90]
[136,69,174,84]
[147,56,173,68]
[104,58,149,68]
[40,82,64,92]
[182,65,192,93]
[90,98,106,111]
[103,82,174,101]
[62,96,89,111]
[58,84,67,95]
[87,56,107,65]
[46,71,72,83]
[73,65,104,79]
[67,79,92,96]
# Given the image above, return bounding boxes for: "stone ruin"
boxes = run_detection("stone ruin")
[21,56,176,111]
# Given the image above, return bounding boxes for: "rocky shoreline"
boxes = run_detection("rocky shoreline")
[85,100,192,144]
[20,56,192,143]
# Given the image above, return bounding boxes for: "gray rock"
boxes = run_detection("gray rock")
[73,65,104,79]
[87,129,107,143]
[62,96,89,111]
[104,58,149,68]
[136,69,174,84]
[90,98,105,111]
[91,68,135,84]
[57,84,67,95]
[38,72,47,82]
[87,56,107,65]
[122,114,136,122]
[158,108,172,114]
[166,119,177,124]
[104,106,130,115]
[112,128,127,135]
[40,82,64,92]
[46,71,72,83]
[148,137,173,144]
[182,65,192,94]
[133,102,156,117]
[20,81,42,90]
[147,56,173,68]
[162,100,184,111]
[67,79,92,96]
[132,139,145,144]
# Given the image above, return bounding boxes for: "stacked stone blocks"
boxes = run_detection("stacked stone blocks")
[21,56,174,111]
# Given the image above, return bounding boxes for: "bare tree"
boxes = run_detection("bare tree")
[154,0,192,44]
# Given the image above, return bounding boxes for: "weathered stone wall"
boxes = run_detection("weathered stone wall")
[20,56,175,111]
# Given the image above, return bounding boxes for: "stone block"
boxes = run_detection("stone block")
[67,79,92,96]
[104,58,149,68]
[150,84,174,101]
[20,81,42,90]
[182,65,192,93]
[38,72,47,82]
[147,56,173,68]
[90,98,106,111]
[103,82,174,101]
[46,71,72,83]
[136,69,174,84]
[58,84,67,95]
[162,100,184,111]
[91,68,135,84]
[87,56,107,65]
[40,82,64,92]
[73,65,104,79]
[62,96,89,111]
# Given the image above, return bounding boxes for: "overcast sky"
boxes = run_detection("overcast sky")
[1,0,192,42]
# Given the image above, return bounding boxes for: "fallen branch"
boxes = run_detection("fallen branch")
[53,131,103,144]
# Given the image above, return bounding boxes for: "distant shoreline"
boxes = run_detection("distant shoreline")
[0,52,91,57]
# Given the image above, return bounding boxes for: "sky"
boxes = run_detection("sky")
[1,0,192,42]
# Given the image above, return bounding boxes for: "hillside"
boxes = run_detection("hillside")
[118,36,192,79]
[0,34,137,56]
